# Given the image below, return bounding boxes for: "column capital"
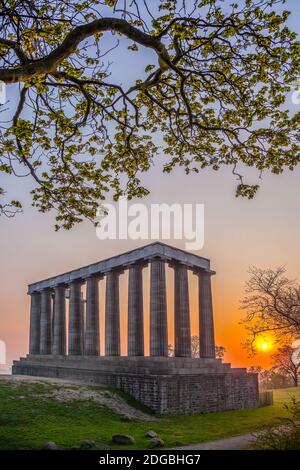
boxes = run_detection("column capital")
[193,268,216,277]
[85,273,104,281]
[40,286,54,293]
[103,267,124,276]
[68,278,85,286]
[54,282,68,289]
[125,260,148,270]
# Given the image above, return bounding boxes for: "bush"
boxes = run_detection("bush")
[256,397,300,450]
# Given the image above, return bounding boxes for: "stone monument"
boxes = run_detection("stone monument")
[13,242,258,414]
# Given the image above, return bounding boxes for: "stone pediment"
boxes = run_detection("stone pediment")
[28,242,213,294]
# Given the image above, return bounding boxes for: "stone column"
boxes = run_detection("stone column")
[40,289,52,354]
[150,258,168,356]
[174,264,191,357]
[29,292,41,355]
[105,270,120,356]
[128,264,144,356]
[198,271,215,358]
[81,293,85,353]
[84,276,100,356]
[68,280,83,355]
[52,285,66,355]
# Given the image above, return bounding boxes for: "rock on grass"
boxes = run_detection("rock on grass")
[148,437,165,448]
[146,430,158,438]
[80,439,95,449]
[112,434,135,445]
[41,441,58,450]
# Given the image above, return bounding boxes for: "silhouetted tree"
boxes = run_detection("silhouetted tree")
[242,267,300,353]
[271,346,300,387]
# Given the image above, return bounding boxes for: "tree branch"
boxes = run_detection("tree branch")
[0,17,170,83]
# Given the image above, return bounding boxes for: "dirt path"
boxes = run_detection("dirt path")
[170,433,257,450]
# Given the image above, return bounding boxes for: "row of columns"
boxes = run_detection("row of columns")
[29,259,215,358]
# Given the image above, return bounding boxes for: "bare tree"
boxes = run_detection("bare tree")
[215,345,226,360]
[0,1,299,228]
[191,335,199,358]
[241,267,300,353]
[190,335,225,359]
[168,343,174,357]
[271,346,300,387]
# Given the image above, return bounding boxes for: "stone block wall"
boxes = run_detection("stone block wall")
[12,358,259,415]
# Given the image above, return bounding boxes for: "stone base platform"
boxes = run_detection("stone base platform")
[12,355,259,415]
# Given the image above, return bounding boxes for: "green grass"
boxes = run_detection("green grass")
[0,378,299,450]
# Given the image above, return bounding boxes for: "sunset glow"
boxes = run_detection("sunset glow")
[256,337,273,353]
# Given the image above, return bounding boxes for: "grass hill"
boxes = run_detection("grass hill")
[0,375,299,450]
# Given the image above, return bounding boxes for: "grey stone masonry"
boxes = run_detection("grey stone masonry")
[28,242,211,294]
[174,264,191,357]
[15,242,260,416]
[12,356,259,415]
[197,271,216,358]
[40,289,52,354]
[150,258,168,357]
[105,270,120,356]
[68,281,83,355]
[84,276,100,356]
[29,292,41,355]
[127,264,144,356]
[52,285,66,355]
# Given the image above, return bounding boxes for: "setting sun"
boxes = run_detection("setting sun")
[255,337,273,352]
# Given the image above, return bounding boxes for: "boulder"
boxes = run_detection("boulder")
[146,430,158,439]
[81,439,95,449]
[148,437,165,448]
[41,441,58,450]
[112,434,135,445]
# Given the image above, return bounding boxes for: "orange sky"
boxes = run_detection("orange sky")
[1,1,300,368]
[1,164,299,368]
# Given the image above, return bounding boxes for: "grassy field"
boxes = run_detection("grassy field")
[0,377,299,450]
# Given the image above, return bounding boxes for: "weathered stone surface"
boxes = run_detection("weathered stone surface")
[197,271,215,358]
[80,439,95,449]
[28,242,211,294]
[41,441,58,450]
[128,264,144,356]
[68,281,83,355]
[112,434,135,445]
[146,430,158,438]
[29,292,41,355]
[150,259,168,356]
[52,286,66,355]
[17,242,259,417]
[148,437,165,448]
[85,277,100,356]
[40,290,52,355]
[174,264,191,357]
[12,356,259,415]
[105,271,120,356]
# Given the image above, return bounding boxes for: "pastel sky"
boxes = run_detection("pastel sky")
[1,0,300,367]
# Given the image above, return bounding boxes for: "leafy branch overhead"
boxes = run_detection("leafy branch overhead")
[0,0,300,228]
